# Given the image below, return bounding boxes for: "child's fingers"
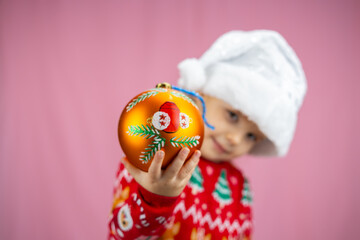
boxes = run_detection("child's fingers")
[177,150,201,180]
[147,150,164,179]
[163,148,190,179]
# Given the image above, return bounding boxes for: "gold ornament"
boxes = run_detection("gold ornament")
[118,83,204,172]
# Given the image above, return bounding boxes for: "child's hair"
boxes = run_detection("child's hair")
[177,30,307,157]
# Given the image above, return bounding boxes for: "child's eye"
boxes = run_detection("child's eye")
[247,133,257,141]
[227,110,239,122]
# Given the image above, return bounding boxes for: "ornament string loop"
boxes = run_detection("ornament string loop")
[171,86,215,130]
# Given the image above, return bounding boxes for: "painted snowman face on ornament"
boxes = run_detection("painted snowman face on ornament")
[118,85,204,172]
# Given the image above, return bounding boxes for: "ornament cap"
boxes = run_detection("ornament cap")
[155,82,172,89]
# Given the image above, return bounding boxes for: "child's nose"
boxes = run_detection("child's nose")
[226,133,242,145]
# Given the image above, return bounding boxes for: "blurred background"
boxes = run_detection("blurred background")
[1,0,359,239]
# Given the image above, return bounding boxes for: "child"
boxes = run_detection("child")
[108,30,307,240]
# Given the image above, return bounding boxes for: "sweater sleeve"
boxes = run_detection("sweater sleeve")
[108,162,178,240]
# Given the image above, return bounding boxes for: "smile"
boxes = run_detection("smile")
[212,137,230,154]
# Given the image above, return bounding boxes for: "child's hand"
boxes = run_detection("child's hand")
[122,148,201,197]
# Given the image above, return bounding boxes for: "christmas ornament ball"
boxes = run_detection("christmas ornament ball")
[118,83,204,172]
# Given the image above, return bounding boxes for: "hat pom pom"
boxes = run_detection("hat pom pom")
[178,58,206,90]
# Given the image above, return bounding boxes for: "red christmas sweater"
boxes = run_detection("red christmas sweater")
[108,158,253,240]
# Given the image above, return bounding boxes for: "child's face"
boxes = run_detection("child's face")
[199,94,265,162]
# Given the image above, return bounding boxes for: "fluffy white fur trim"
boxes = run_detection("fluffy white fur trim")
[178,58,206,91]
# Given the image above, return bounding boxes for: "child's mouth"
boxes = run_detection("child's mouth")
[212,137,229,154]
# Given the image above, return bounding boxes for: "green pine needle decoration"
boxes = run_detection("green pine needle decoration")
[127,124,160,139]
[170,135,200,148]
[126,90,159,112]
[126,123,165,164]
[140,136,166,164]
[149,87,167,92]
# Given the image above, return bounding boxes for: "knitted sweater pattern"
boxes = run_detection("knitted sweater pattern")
[108,158,253,240]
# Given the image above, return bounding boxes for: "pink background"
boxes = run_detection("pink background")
[1,0,359,239]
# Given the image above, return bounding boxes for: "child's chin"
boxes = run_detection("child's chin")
[210,158,227,163]
[203,152,231,163]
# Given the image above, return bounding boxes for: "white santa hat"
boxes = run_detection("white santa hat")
[177,30,307,157]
